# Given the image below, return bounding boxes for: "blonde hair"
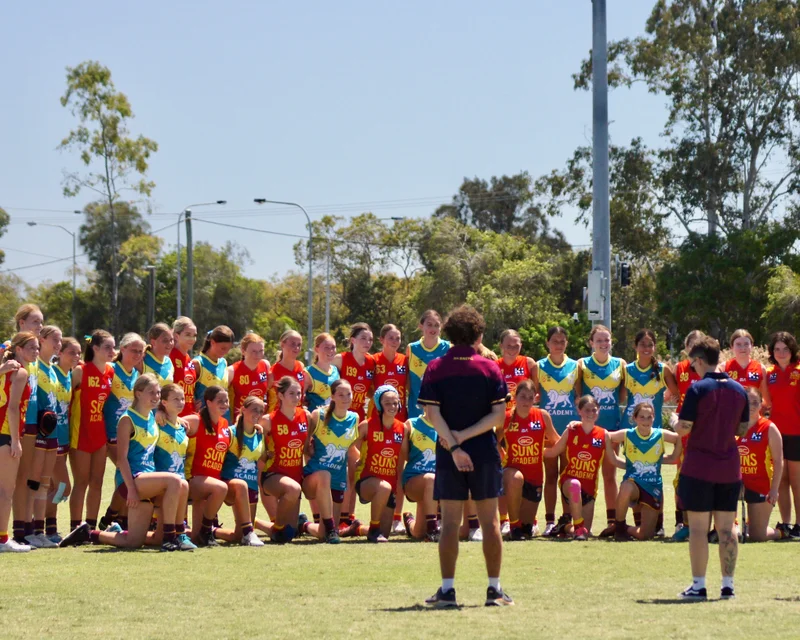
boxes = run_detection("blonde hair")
[172,316,196,335]
[14,304,42,331]
[115,332,145,362]
[239,333,265,360]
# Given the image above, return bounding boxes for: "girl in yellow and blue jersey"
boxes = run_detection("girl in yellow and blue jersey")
[104,333,145,456]
[407,310,450,420]
[306,333,340,412]
[142,323,174,387]
[577,324,627,537]
[400,406,439,541]
[623,329,679,430]
[192,325,234,418]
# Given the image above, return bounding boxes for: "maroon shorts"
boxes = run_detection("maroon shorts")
[35,436,59,451]
[630,480,662,510]
[57,444,69,456]
[331,489,345,504]
[25,423,38,436]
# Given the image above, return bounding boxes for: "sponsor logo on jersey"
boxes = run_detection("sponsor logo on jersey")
[531,420,542,431]
[215,441,228,452]
[751,432,763,442]
[513,367,525,377]
[393,432,403,443]
[259,372,268,382]
[380,447,395,458]
[298,422,308,432]
[366,370,374,379]
[577,450,592,461]
[354,383,366,394]
[592,437,603,448]
[397,365,407,375]
[748,371,760,382]
[769,372,778,384]
[738,445,750,456]
[288,439,303,449]
[518,435,534,447]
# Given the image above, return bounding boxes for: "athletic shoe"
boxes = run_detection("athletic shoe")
[598,522,615,538]
[615,529,634,542]
[655,527,665,537]
[549,514,571,538]
[97,516,112,531]
[105,523,123,534]
[425,588,458,609]
[26,533,58,549]
[325,528,341,544]
[367,530,388,543]
[573,525,589,541]
[776,522,792,538]
[678,585,707,601]
[468,527,483,542]
[672,525,690,542]
[500,520,511,537]
[789,523,800,539]
[530,523,540,538]
[59,522,91,548]
[297,513,308,535]
[177,534,197,551]
[195,529,219,548]
[485,586,514,607]
[340,519,361,538]
[338,521,350,535]
[543,522,556,537]
[707,529,719,544]
[47,533,63,545]
[160,539,180,552]
[509,528,525,542]
[424,531,439,543]
[391,519,405,535]
[720,586,735,599]
[241,531,265,547]
[402,512,414,537]
[0,539,31,553]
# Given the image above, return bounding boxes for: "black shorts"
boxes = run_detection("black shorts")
[0,434,11,448]
[677,474,740,512]
[744,487,767,504]
[355,478,396,509]
[782,434,800,462]
[522,481,542,503]
[434,455,503,502]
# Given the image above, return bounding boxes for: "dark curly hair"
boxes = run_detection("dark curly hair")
[442,305,486,347]
[768,331,799,365]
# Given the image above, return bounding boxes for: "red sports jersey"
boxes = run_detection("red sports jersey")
[187,417,232,480]
[70,361,113,453]
[266,407,309,483]
[766,362,800,436]
[269,360,306,411]
[498,356,531,406]
[371,351,408,420]
[339,351,375,421]
[502,407,547,484]
[724,359,764,389]
[229,360,270,418]
[0,372,31,437]
[560,425,606,498]
[674,359,701,413]
[170,348,197,417]
[738,416,775,495]
[355,416,404,492]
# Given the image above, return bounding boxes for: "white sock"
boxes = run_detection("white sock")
[692,576,706,590]
[721,576,734,589]
[488,577,501,590]
[442,579,455,592]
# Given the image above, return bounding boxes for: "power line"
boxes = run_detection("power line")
[0,246,64,259]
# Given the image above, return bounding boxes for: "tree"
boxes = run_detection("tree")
[0,274,24,338]
[762,265,800,336]
[59,60,158,334]
[0,206,9,267]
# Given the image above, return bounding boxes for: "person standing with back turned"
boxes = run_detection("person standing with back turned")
[675,336,749,601]
[418,305,512,608]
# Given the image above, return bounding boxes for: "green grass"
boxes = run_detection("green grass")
[3,464,799,639]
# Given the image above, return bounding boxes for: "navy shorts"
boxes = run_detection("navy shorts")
[782,435,800,462]
[744,487,767,504]
[677,474,740,512]
[434,454,503,502]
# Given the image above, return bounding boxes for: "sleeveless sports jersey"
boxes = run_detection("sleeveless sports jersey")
[502,407,547,485]
[560,425,606,498]
[25,360,38,426]
[355,416,405,493]
[408,338,450,419]
[622,426,665,501]
[537,356,579,434]
[738,416,774,496]
[269,360,306,412]
[114,408,158,487]
[580,355,625,431]
[339,351,375,421]
[0,371,31,438]
[229,359,269,418]
[303,410,359,491]
[674,359,701,413]
[36,357,59,440]
[623,360,667,429]
[306,363,340,412]
[170,348,197,417]
[103,362,139,443]
[766,362,800,436]
[264,407,309,483]
[53,365,72,451]
[222,424,265,491]
[142,350,174,387]
[371,352,409,420]
[498,356,531,407]
[724,359,764,389]
[402,415,437,485]
[154,419,189,478]
[193,353,230,419]
[186,417,232,480]
[70,361,113,453]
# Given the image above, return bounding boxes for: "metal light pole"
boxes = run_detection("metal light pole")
[27,221,77,337]
[145,264,156,329]
[254,198,314,364]
[176,201,226,318]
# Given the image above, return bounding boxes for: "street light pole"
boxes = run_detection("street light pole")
[254,198,314,364]
[27,221,77,337]
[176,201,226,318]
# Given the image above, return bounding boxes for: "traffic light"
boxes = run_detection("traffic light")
[620,262,631,287]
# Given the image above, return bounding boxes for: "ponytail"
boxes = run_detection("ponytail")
[84,330,113,363]
[202,325,234,355]
[235,395,266,452]
[324,379,350,427]
[200,385,226,435]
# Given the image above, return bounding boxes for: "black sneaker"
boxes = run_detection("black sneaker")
[367,529,388,543]
[325,528,341,544]
[775,522,791,538]
[521,523,534,538]
[424,531,439,543]
[485,586,514,606]
[97,515,111,531]
[598,522,616,538]
[549,514,571,538]
[425,587,458,608]
[297,513,309,536]
[196,529,219,548]
[790,523,800,539]
[720,586,735,599]
[678,585,707,600]
[509,528,525,541]
[160,539,180,552]
[707,529,719,544]
[59,522,91,548]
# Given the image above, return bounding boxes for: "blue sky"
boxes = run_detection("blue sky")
[1,1,666,287]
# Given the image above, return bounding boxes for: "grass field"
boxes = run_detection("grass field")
[4,463,799,640]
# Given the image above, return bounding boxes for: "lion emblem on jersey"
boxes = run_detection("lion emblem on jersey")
[591,387,616,404]
[546,390,571,410]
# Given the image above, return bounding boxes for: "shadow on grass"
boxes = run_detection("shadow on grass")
[636,598,717,605]
[374,604,482,612]
[775,597,800,602]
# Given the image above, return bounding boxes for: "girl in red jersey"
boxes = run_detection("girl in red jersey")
[227,332,271,420]
[497,330,538,406]
[268,330,307,412]
[496,380,558,541]
[765,332,800,538]
[260,377,311,543]
[170,317,198,417]
[723,329,771,410]
[0,333,37,553]
[68,330,115,533]
[352,385,407,543]
[185,386,233,547]
[545,396,611,540]
[739,388,785,541]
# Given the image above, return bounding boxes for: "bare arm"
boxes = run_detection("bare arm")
[662,430,683,465]
[541,410,559,448]
[663,366,679,400]
[115,416,140,505]
[425,404,458,450]
[544,431,569,458]
[618,359,628,406]
[606,431,626,469]
[767,424,783,504]
[759,366,772,410]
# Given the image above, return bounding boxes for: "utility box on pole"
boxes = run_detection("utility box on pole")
[587,270,605,321]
